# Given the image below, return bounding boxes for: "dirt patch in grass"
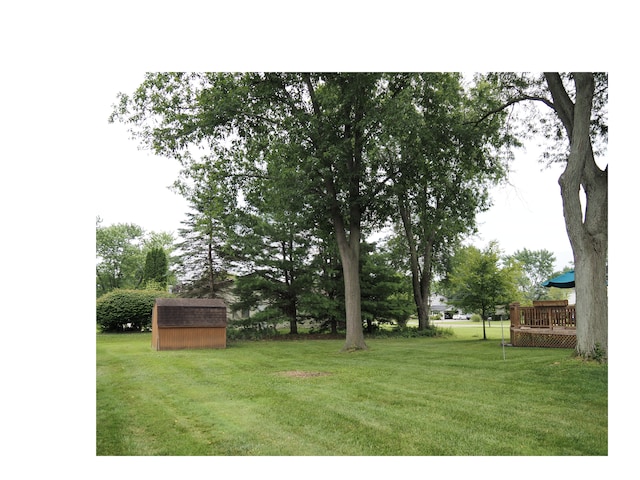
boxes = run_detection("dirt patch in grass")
[277,370,331,378]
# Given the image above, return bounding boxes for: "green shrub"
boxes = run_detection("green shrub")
[226,308,283,340]
[470,313,482,323]
[368,326,453,339]
[96,289,171,332]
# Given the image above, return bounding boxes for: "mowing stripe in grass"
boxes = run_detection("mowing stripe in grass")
[97,330,607,456]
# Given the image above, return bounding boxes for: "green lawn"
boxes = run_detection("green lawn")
[96,323,607,456]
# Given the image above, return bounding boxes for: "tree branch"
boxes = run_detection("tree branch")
[543,73,575,138]
[466,94,555,126]
[302,74,321,116]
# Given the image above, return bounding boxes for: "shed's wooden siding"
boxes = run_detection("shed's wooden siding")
[153,326,226,350]
[152,303,160,348]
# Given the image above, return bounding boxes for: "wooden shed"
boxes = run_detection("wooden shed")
[152,298,227,350]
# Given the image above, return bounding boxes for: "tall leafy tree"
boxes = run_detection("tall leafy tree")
[143,247,168,288]
[476,72,608,360]
[302,232,345,334]
[96,218,145,295]
[506,248,556,302]
[228,140,319,334]
[382,73,513,329]
[296,73,392,350]
[172,155,238,299]
[96,218,176,296]
[228,210,314,335]
[174,211,231,298]
[359,244,414,333]
[111,73,394,351]
[444,242,520,340]
[545,73,607,360]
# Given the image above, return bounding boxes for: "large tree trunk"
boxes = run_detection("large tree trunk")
[285,299,298,334]
[332,205,367,350]
[573,247,607,357]
[342,248,367,350]
[323,169,367,350]
[281,240,299,335]
[417,245,433,330]
[305,73,368,351]
[207,239,216,297]
[399,198,434,330]
[545,72,608,360]
[415,284,430,330]
[287,316,298,334]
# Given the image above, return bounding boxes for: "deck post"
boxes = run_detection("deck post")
[509,303,520,345]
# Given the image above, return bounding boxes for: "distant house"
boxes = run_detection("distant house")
[216,275,267,321]
[428,294,468,318]
[171,275,265,322]
[429,294,450,316]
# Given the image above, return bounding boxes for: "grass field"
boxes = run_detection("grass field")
[96,323,607,456]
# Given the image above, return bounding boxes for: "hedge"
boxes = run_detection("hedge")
[96,289,172,332]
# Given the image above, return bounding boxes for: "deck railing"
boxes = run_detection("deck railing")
[510,300,576,329]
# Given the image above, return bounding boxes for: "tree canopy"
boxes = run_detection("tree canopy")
[110,73,514,350]
[443,242,520,339]
[506,248,557,303]
[143,247,168,289]
[96,217,175,297]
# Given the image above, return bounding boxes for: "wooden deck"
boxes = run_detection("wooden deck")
[509,300,576,348]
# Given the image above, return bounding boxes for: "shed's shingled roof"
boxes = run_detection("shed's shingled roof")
[155,298,226,308]
[154,298,227,328]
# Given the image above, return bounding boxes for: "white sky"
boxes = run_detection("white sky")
[473,148,574,271]
[97,72,575,271]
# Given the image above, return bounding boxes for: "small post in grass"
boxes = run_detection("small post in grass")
[501,319,506,361]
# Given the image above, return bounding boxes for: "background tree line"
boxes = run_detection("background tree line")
[96,214,572,335]
[109,72,514,350]
[105,72,605,359]
[96,216,175,296]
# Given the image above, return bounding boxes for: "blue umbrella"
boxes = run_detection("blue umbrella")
[542,270,575,288]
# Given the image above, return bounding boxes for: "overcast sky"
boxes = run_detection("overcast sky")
[97,72,577,271]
